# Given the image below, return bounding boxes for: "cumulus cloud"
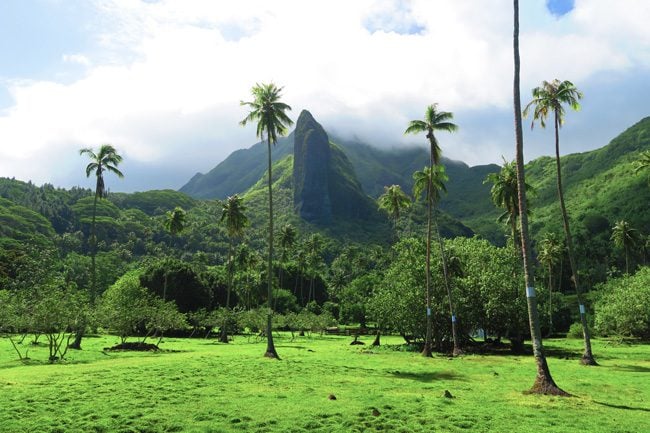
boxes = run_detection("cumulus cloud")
[0,0,649,191]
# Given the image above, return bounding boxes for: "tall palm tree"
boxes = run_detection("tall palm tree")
[485,159,531,251]
[524,79,596,366]
[72,144,123,350]
[219,195,249,343]
[537,232,563,335]
[611,220,641,274]
[240,82,293,359]
[412,165,461,355]
[512,0,567,394]
[406,105,459,357]
[162,206,186,301]
[377,184,411,241]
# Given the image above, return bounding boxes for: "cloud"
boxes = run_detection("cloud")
[0,0,649,191]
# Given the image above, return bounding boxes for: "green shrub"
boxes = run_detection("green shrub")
[594,266,650,339]
[566,322,584,339]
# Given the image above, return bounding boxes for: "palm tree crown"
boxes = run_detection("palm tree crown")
[165,207,187,237]
[378,184,411,223]
[412,165,448,205]
[79,144,124,198]
[240,83,293,145]
[220,195,249,239]
[523,79,583,129]
[405,104,458,165]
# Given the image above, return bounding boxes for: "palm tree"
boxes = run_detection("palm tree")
[163,206,186,298]
[219,195,249,343]
[537,233,563,335]
[406,105,459,357]
[377,184,411,241]
[240,82,293,359]
[611,220,641,274]
[485,158,531,251]
[512,0,567,395]
[412,165,461,355]
[635,150,650,184]
[524,79,596,366]
[72,144,123,350]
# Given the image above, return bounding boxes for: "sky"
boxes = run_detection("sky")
[0,0,649,192]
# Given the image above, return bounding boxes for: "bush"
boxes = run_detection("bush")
[594,267,650,339]
[566,322,584,339]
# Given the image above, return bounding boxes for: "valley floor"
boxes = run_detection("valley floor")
[0,334,648,433]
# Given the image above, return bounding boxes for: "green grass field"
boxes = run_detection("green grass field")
[1,334,648,433]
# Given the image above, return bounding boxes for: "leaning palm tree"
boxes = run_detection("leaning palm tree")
[611,220,641,274]
[485,158,532,252]
[512,0,566,394]
[71,144,123,350]
[377,184,411,241]
[524,78,597,366]
[406,104,459,357]
[163,206,186,301]
[219,195,249,343]
[240,82,293,359]
[412,165,461,356]
[537,232,563,335]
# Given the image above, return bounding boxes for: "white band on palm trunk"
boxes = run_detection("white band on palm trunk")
[526,287,536,298]
[579,304,585,314]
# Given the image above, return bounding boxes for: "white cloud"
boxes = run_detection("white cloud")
[0,0,649,190]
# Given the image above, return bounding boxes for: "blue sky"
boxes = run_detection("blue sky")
[0,0,648,192]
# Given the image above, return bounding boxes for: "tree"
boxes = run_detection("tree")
[611,220,641,274]
[377,184,411,242]
[73,144,123,349]
[634,150,650,184]
[513,0,567,394]
[537,232,563,334]
[485,158,531,251]
[524,78,597,366]
[163,207,186,300]
[406,104,459,357]
[219,194,249,343]
[240,82,293,359]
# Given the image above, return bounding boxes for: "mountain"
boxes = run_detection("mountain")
[179,112,498,238]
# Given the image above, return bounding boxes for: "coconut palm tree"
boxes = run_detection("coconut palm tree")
[485,159,531,252]
[524,79,596,366]
[219,195,248,343]
[413,165,461,355]
[72,144,123,350]
[377,184,411,241]
[513,0,567,394]
[162,206,186,301]
[611,220,641,274]
[240,82,293,359]
[406,105,459,357]
[635,150,650,184]
[537,232,563,334]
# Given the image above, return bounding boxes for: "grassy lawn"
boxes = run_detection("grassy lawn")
[0,334,648,433]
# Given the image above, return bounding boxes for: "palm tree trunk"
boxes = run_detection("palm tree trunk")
[264,137,279,359]
[513,0,567,395]
[433,213,462,355]
[548,263,553,336]
[625,245,629,274]
[70,192,99,350]
[553,112,597,366]
[220,237,234,343]
[422,179,433,357]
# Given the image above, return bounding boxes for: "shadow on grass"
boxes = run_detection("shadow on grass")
[388,370,464,382]
[594,401,650,412]
[610,364,650,373]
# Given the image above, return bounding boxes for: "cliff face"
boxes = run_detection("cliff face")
[293,110,332,224]
[293,110,380,225]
